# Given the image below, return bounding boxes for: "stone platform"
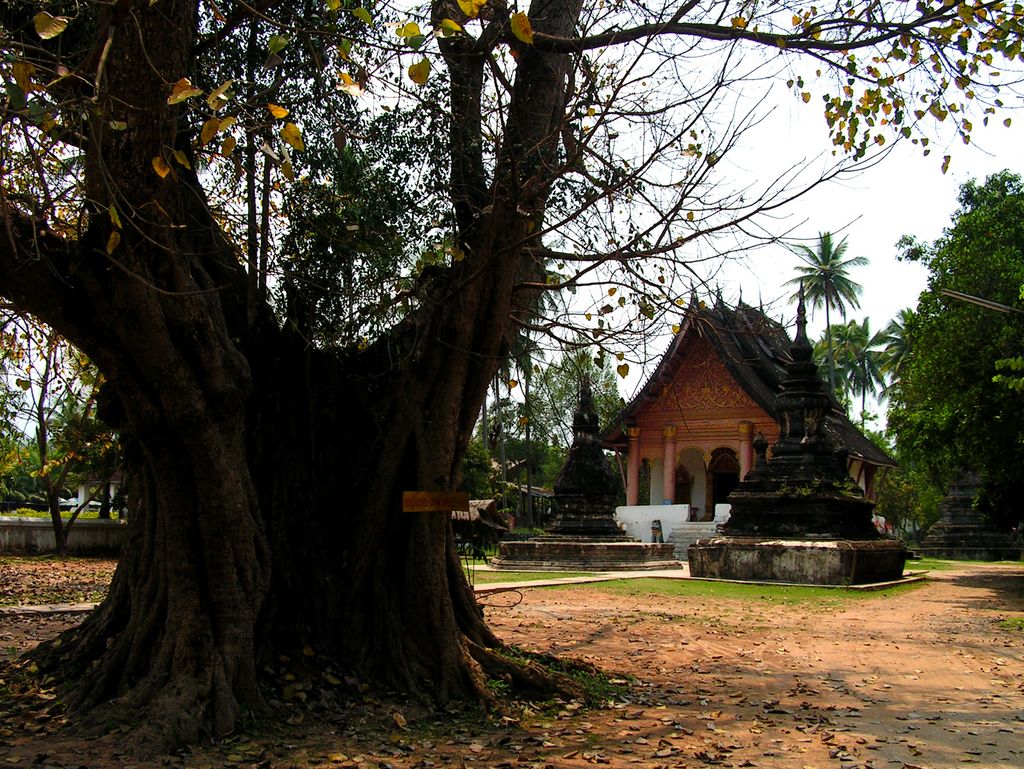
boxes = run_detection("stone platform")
[491,537,680,571]
[688,537,907,585]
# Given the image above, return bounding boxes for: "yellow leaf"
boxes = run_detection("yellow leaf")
[731,16,747,29]
[392,712,408,729]
[457,0,487,19]
[268,103,289,118]
[200,117,220,146]
[109,204,122,229]
[339,72,364,97]
[106,231,120,255]
[801,92,811,103]
[281,157,295,181]
[206,79,233,109]
[686,211,694,221]
[408,58,431,85]
[616,363,629,378]
[12,61,36,94]
[438,18,463,37]
[280,122,305,151]
[507,379,518,389]
[326,0,340,10]
[34,11,69,40]
[171,149,191,169]
[791,14,801,26]
[510,12,534,44]
[168,77,203,105]
[152,156,171,179]
[218,115,237,132]
[397,21,421,38]
[221,135,237,156]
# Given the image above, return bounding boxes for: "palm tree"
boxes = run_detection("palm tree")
[827,319,886,426]
[785,232,868,393]
[839,319,888,428]
[878,308,914,395]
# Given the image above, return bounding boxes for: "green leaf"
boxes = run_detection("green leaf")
[108,204,122,230]
[457,0,487,19]
[438,18,463,37]
[396,21,421,38]
[616,363,630,379]
[326,0,340,10]
[353,7,373,24]
[34,11,69,40]
[268,34,290,54]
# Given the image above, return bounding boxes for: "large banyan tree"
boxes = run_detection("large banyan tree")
[0,0,1020,752]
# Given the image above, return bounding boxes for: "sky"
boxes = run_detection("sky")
[615,90,1024,424]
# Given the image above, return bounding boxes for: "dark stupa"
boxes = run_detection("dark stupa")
[688,287,908,584]
[919,472,1022,561]
[491,380,679,570]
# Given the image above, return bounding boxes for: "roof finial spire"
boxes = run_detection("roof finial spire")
[791,282,812,361]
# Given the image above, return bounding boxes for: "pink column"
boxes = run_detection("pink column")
[626,426,641,506]
[738,420,753,479]
[661,425,677,504]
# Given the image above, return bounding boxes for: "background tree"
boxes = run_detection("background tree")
[0,314,117,550]
[888,171,1024,532]
[0,0,1021,752]
[786,233,868,393]
[879,308,915,397]
[822,318,886,427]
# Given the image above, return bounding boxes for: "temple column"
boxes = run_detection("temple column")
[625,426,641,506]
[661,425,677,504]
[738,420,754,479]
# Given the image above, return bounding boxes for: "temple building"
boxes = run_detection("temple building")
[602,297,893,550]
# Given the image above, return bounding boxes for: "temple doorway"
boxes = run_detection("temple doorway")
[709,448,740,510]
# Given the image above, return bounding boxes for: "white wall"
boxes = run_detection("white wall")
[616,504,690,542]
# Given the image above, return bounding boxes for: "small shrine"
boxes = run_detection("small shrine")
[919,473,1023,561]
[491,380,679,571]
[687,288,907,584]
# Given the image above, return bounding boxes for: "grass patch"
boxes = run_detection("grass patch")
[911,557,1022,571]
[908,557,960,571]
[496,645,633,704]
[566,576,923,606]
[471,570,598,584]
[997,616,1024,631]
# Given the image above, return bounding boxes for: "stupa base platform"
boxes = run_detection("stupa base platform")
[918,545,1022,561]
[688,537,908,585]
[919,523,1022,561]
[492,538,680,571]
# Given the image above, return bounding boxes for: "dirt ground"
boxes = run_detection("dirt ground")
[0,560,1021,769]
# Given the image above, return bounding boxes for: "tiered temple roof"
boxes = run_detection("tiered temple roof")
[603,296,894,470]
